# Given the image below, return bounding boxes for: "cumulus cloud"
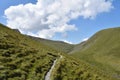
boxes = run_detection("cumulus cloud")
[5,0,113,39]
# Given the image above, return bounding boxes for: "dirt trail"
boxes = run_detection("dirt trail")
[45,55,62,80]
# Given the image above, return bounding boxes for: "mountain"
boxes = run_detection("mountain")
[71,27,120,79]
[0,23,115,80]
[28,36,74,53]
[69,41,86,54]
[0,23,59,80]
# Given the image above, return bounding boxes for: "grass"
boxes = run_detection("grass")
[51,54,115,80]
[0,23,119,80]
[0,23,59,80]
[71,27,120,79]
[29,36,74,53]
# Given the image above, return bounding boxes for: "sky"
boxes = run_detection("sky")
[0,0,120,44]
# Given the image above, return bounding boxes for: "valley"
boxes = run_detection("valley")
[0,23,120,80]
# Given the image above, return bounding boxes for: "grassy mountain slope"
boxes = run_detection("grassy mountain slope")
[71,27,120,79]
[69,41,86,54]
[29,36,74,53]
[51,54,115,80]
[0,23,59,80]
[0,23,117,80]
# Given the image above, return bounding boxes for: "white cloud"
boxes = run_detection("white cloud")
[82,37,89,41]
[62,40,73,44]
[5,0,113,39]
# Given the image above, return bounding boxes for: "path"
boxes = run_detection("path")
[45,55,62,80]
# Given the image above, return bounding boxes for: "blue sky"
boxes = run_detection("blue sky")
[0,0,37,24]
[0,0,120,44]
[67,0,120,43]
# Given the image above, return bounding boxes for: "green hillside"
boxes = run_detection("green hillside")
[0,23,60,80]
[69,41,86,54]
[0,23,118,80]
[71,27,120,79]
[51,53,117,80]
[29,36,74,53]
